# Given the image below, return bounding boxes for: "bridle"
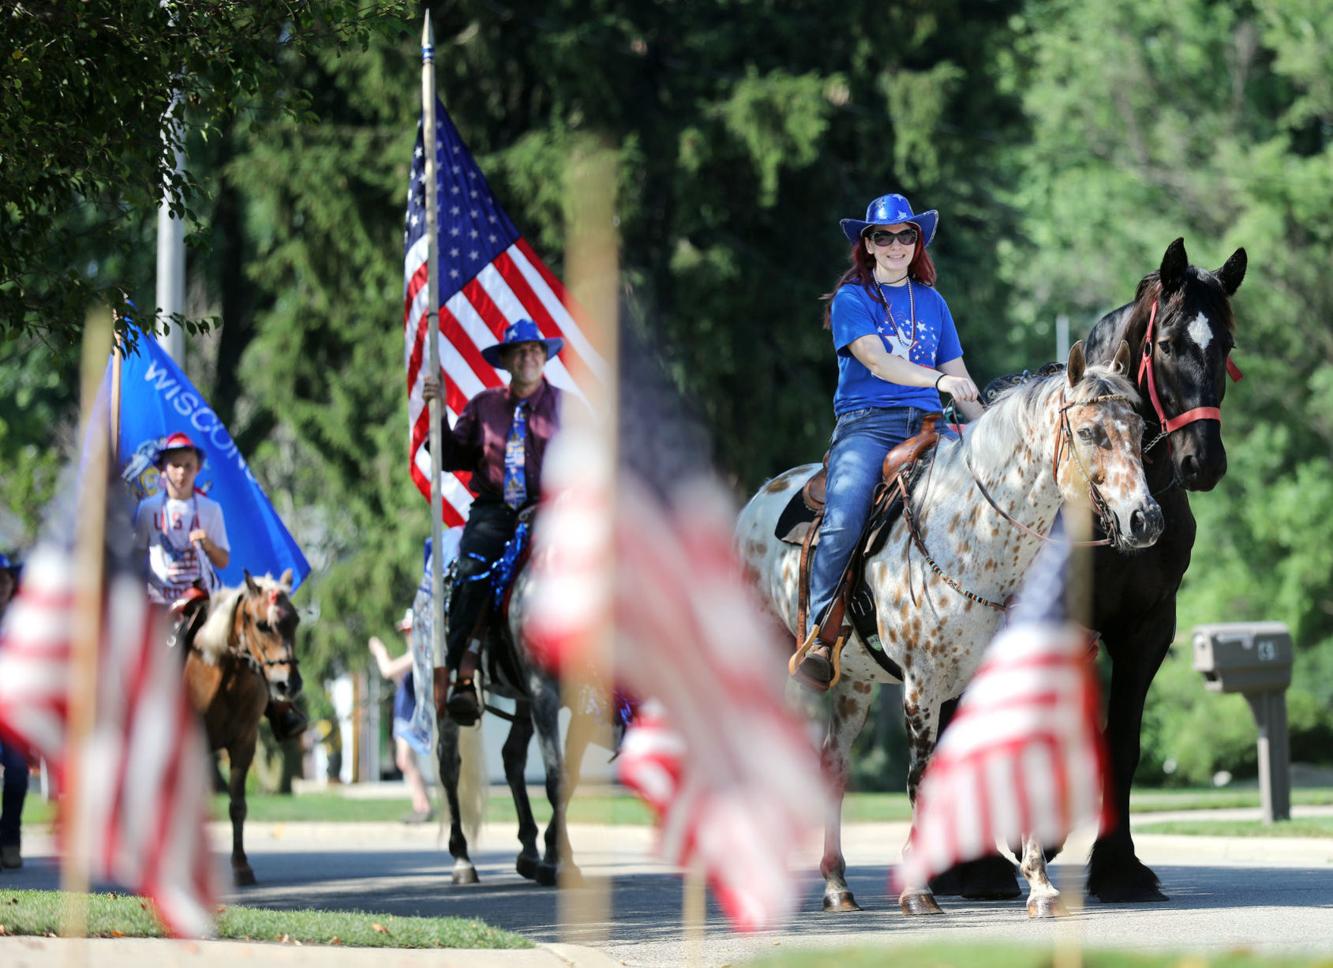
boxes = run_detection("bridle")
[235,588,299,680]
[968,387,1134,549]
[1137,296,1243,454]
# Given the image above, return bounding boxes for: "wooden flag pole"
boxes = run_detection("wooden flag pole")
[1055,489,1094,968]
[683,864,706,968]
[421,11,448,687]
[60,307,115,941]
[557,136,619,944]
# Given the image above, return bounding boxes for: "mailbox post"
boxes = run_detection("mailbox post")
[1191,622,1294,823]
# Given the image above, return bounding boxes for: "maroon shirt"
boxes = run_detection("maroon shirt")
[438,378,561,505]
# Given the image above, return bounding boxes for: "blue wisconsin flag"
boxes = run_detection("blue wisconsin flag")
[110,338,310,590]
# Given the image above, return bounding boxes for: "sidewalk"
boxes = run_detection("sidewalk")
[0,938,619,968]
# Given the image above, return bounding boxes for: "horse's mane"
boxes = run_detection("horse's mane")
[957,362,1140,472]
[195,585,244,664]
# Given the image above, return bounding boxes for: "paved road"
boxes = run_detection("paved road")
[6,815,1332,966]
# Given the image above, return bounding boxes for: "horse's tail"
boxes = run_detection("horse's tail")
[456,721,487,846]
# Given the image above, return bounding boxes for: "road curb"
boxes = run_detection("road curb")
[0,936,619,967]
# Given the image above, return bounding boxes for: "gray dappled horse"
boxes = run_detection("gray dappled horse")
[737,343,1162,918]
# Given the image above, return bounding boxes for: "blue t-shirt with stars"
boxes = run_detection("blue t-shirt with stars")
[829,280,963,415]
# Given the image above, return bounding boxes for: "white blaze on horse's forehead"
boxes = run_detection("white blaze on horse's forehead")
[1187,312,1213,352]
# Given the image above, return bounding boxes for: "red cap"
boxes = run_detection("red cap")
[157,431,205,467]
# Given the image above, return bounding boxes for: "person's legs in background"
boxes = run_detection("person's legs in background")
[395,736,433,822]
[0,741,29,869]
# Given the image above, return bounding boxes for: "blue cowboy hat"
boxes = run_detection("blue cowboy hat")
[481,319,564,367]
[839,193,938,246]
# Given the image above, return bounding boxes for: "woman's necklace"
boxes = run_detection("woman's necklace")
[876,276,917,349]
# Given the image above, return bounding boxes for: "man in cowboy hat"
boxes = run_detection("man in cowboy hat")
[134,431,230,604]
[423,318,565,725]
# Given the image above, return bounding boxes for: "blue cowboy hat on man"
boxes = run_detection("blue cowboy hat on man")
[480,319,563,368]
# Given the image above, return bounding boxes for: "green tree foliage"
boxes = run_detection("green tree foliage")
[0,0,407,346]
[1004,0,1333,780]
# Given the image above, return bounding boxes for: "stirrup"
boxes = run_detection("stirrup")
[789,626,847,691]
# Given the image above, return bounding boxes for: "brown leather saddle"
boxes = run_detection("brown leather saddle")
[784,414,943,687]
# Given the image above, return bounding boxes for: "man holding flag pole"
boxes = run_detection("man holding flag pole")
[405,12,599,725]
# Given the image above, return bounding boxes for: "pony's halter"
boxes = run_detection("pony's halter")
[1138,297,1243,449]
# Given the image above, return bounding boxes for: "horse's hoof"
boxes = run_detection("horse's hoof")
[822,890,862,913]
[233,866,256,887]
[959,856,1021,900]
[928,866,962,897]
[1027,896,1069,919]
[451,861,479,885]
[560,864,584,888]
[516,853,540,881]
[899,892,944,916]
[1087,854,1168,903]
[536,862,558,887]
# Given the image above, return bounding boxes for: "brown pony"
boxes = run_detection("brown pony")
[183,569,301,886]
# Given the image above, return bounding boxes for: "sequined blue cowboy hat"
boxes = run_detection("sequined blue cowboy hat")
[481,319,564,367]
[839,193,938,246]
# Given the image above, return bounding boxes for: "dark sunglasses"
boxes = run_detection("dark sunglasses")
[868,228,919,247]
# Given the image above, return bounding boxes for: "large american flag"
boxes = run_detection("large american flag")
[527,334,828,932]
[0,467,217,937]
[402,100,601,526]
[894,520,1112,893]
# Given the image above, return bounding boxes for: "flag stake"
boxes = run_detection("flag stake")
[420,10,448,689]
[1056,490,1094,968]
[684,864,706,968]
[61,307,115,941]
[556,136,619,943]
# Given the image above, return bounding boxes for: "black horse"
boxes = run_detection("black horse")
[1083,237,1245,901]
[940,238,1246,904]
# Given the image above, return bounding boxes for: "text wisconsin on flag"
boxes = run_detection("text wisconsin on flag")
[402,100,602,526]
[0,467,217,938]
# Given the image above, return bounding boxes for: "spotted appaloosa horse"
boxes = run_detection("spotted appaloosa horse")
[736,342,1163,918]
[184,570,301,886]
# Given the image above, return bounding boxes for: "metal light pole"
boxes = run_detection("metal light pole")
[155,88,186,363]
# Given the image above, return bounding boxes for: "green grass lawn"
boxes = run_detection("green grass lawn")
[0,889,530,948]
[19,786,1333,829]
[1133,815,1333,838]
[741,943,1332,968]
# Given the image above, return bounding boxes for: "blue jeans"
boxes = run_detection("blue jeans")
[0,740,28,848]
[806,406,927,637]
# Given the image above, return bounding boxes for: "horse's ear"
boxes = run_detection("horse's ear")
[1160,237,1188,293]
[1215,247,1246,297]
[244,569,259,595]
[1066,340,1086,386]
[1111,339,1132,376]
[279,568,293,589]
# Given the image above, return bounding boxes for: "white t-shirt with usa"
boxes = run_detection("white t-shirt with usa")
[134,491,229,601]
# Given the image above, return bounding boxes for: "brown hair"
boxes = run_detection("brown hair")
[820,237,937,329]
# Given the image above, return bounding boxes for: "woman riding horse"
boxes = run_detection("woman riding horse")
[799,193,983,688]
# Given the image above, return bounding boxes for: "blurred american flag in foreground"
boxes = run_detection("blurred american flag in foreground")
[895,520,1111,893]
[528,326,828,932]
[0,458,217,937]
